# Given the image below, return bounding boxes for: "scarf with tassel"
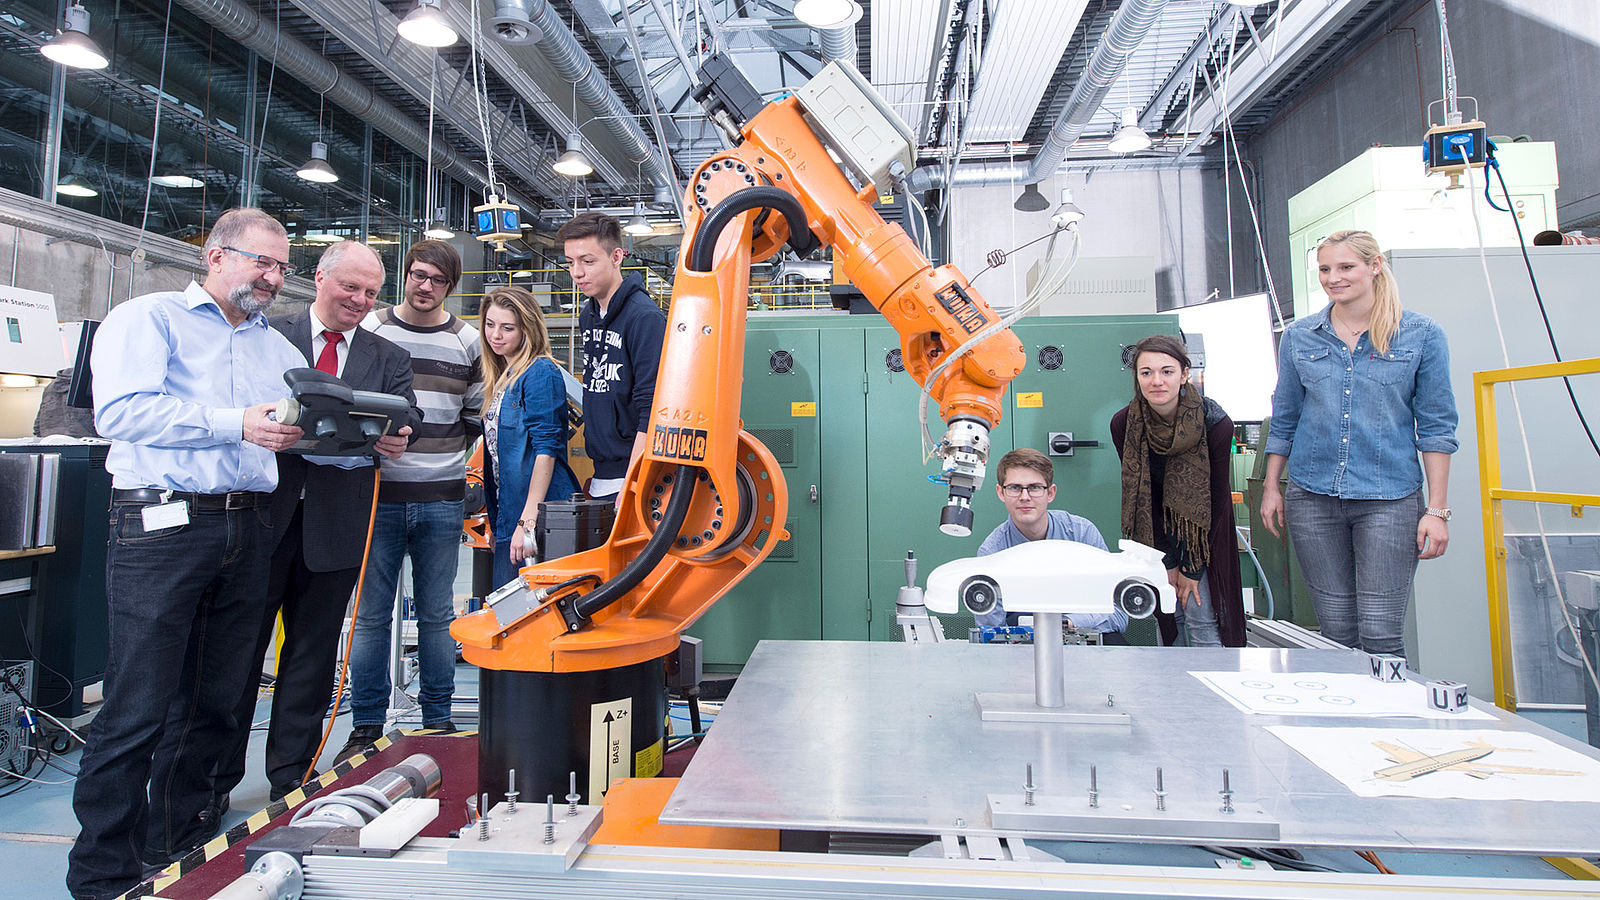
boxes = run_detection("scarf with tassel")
[1120,384,1211,573]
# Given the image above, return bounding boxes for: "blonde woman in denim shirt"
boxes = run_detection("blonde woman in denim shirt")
[1259,230,1458,656]
[480,286,581,585]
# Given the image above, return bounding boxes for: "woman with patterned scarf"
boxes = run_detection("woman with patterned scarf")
[1110,334,1246,647]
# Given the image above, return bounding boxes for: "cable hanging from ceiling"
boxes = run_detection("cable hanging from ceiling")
[466,0,503,199]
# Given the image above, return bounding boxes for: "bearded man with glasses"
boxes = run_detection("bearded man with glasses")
[340,239,483,757]
[973,448,1128,643]
[68,208,307,900]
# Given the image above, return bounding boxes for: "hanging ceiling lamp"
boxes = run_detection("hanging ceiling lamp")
[1107,106,1152,154]
[1013,182,1049,212]
[397,0,459,48]
[794,0,863,29]
[553,132,593,178]
[297,141,339,183]
[41,3,109,70]
[623,201,653,236]
[424,207,456,239]
[56,171,98,198]
[1051,189,1085,227]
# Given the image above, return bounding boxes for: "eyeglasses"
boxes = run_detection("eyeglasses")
[223,246,296,277]
[407,269,452,289]
[1000,483,1050,498]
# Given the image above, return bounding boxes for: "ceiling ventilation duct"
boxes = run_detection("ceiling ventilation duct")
[488,0,541,44]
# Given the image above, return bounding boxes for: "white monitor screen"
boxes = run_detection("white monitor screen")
[1175,292,1278,422]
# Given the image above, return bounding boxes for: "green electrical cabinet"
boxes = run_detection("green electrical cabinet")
[688,313,1178,669]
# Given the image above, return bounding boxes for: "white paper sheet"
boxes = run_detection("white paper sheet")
[1191,671,1495,720]
[1267,725,1600,801]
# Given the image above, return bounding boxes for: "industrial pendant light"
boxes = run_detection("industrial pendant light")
[1225,0,1262,7]
[623,202,653,236]
[297,141,339,183]
[1013,182,1049,212]
[553,132,593,178]
[56,171,98,198]
[1051,189,1084,227]
[794,0,863,29]
[1107,106,1152,154]
[424,207,456,239]
[397,0,459,48]
[41,3,109,70]
[151,171,204,188]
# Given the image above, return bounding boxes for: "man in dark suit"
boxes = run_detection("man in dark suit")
[214,240,421,804]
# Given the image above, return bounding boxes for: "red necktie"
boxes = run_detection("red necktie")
[315,331,342,375]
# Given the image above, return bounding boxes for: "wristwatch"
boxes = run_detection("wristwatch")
[1424,507,1452,521]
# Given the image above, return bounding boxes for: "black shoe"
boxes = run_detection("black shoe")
[333,724,384,766]
[421,720,457,734]
[268,771,318,803]
[142,792,230,869]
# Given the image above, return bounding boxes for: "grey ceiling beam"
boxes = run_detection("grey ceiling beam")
[1173,0,1373,159]
[1136,5,1242,133]
[492,0,672,191]
[169,0,540,210]
[278,0,578,199]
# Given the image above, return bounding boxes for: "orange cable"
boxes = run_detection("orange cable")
[301,464,382,786]
[1357,850,1396,874]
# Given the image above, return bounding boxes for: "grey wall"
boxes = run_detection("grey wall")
[1250,0,1600,309]
[948,163,1268,314]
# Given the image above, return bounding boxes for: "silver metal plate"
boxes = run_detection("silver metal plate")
[975,692,1131,725]
[661,641,1600,855]
[446,803,602,872]
[988,793,1279,842]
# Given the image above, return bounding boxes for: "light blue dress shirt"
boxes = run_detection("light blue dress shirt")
[92,282,306,492]
[1265,306,1458,500]
[974,509,1129,634]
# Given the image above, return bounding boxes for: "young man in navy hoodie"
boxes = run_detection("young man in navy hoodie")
[557,211,666,502]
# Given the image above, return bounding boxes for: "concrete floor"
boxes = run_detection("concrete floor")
[0,660,484,900]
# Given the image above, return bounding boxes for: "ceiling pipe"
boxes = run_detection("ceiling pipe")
[495,0,672,190]
[907,0,1173,192]
[169,0,536,211]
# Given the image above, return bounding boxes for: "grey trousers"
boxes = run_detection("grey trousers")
[1285,482,1425,656]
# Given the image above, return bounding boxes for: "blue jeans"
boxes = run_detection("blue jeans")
[68,501,272,900]
[1173,571,1221,647]
[350,500,463,727]
[1285,482,1424,655]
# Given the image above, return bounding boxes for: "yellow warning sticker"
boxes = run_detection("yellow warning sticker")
[635,738,664,778]
[791,401,817,417]
[1016,392,1044,408]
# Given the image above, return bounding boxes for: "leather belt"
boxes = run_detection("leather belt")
[111,488,271,510]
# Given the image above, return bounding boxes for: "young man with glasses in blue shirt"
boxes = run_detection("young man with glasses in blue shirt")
[341,240,482,760]
[975,447,1129,642]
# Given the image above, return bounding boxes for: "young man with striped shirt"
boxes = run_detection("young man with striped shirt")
[341,240,481,758]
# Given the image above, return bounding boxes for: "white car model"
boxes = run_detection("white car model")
[924,539,1178,620]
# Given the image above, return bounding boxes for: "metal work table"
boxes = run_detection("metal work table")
[662,640,1600,856]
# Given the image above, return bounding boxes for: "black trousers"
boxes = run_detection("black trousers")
[68,502,271,900]
[216,502,359,796]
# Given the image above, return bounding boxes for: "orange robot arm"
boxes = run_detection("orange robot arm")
[450,56,1023,674]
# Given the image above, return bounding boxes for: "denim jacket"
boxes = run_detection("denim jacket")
[1265,306,1458,500]
[484,357,582,541]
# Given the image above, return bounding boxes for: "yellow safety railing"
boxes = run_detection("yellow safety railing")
[1478,357,1600,883]
[1475,357,1600,713]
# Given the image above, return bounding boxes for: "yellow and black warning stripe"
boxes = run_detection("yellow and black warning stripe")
[120,727,442,900]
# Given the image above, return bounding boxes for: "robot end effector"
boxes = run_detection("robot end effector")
[938,418,991,538]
